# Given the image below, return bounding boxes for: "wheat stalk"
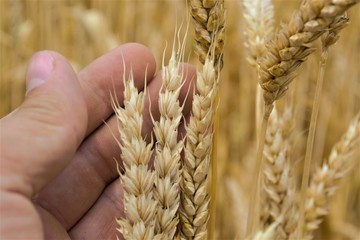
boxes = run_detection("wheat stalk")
[152,42,186,239]
[112,71,159,239]
[292,113,360,240]
[180,57,218,240]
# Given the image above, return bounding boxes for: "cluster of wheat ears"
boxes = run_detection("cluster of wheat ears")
[0,0,358,239]
[109,0,360,239]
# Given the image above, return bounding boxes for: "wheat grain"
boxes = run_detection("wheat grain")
[180,56,217,240]
[112,71,159,239]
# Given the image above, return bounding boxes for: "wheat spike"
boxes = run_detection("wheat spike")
[285,114,360,240]
[261,107,295,240]
[152,43,185,239]
[258,0,359,117]
[242,0,274,65]
[112,72,160,240]
[180,57,217,240]
[298,114,360,240]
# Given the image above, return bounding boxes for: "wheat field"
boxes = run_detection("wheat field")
[1,0,359,239]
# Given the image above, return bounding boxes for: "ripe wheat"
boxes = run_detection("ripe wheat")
[180,57,218,240]
[152,46,185,238]
[112,72,159,239]
[258,0,359,117]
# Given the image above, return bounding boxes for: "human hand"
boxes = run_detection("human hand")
[0,43,195,239]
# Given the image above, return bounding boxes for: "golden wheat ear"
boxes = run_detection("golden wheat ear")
[112,66,159,239]
[258,0,359,116]
[241,0,274,66]
[260,107,296,239]
[294,113,360,240]
[180,55,218,239]
[151,28,186,239]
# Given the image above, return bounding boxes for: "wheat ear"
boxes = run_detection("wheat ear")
[189,0,226,70]
[152,41,186,239]
[113,72,159,239]
[242,0,274,66]
[180,57,217,239]
[258,0,359,118]
[189,1,226,238]
[294,113,360,240]
[261,107,294,239]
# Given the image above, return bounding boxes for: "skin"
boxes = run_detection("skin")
[0,43,196,239]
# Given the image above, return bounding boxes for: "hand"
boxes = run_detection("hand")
[0,43,195,239]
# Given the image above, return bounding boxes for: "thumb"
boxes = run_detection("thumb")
[0,51,87,198]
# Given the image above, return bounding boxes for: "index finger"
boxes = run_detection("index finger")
[78,43,156,135]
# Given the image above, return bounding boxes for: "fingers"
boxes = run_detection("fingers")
[0,191,43,239]
[0,51,87,198]
[34,116,120,230]
[68,180,122,240]
[78,43,156,136]
[36,206,70,240]
[34,64,196,230]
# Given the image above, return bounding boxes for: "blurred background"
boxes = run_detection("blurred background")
[1,0,359,239]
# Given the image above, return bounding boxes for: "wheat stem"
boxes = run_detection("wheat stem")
[298,47,327,240]
[298,14,350,239]
[247,112,269,237]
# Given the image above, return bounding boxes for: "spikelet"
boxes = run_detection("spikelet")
[180,56,218,240]
[258,0,359,117]
[112,71,160,240]
[242,0,274,65]
[152,40,186,239]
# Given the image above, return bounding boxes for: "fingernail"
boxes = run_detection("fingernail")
[26,52,55,95]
